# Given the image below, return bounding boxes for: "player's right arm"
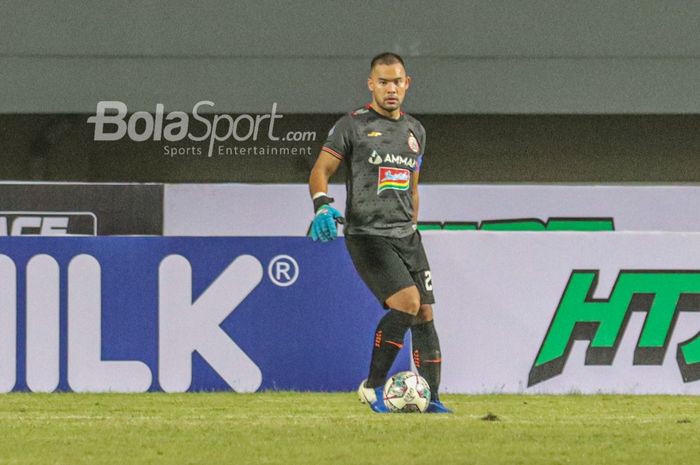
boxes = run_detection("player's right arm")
[308,116,352,242]
[309,151,342,199]
[308,151,344,242]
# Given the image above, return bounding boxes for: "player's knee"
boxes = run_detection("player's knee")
[387,302,420,316]
[398,303,420,316]
[386,288,420,315]
[404,297,420,315]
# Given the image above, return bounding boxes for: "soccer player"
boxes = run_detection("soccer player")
[308,52,451,414]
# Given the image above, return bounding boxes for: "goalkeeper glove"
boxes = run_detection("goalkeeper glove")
[310,194,345,242]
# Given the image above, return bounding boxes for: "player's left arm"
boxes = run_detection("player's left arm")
[412,170,420,224]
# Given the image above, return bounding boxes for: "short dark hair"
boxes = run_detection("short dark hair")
[370,52,405,71]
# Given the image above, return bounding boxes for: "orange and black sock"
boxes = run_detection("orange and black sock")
[366,310,414,388]
[411,320,442,401]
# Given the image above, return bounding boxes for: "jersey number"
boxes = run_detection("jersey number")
[424,271,433,291]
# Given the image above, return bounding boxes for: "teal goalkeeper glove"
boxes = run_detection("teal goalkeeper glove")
[310,196,345,242]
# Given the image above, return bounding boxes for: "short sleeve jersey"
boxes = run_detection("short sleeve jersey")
[322,104,426,238]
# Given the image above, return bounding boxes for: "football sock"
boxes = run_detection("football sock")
[366,310,414,388]
[411,320,442,401]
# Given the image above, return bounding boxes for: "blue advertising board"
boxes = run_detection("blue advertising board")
[0,237,410,392]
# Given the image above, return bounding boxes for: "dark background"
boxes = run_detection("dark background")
[1,114,699,183]
[0,183,163,235]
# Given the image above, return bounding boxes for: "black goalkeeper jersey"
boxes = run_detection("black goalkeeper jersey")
[322,104,426,238]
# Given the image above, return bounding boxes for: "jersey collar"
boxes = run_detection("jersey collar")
[365,103,405,122]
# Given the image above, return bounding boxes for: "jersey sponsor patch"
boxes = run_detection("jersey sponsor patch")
[367,131,382,137]
[408,131,420,153]
[378,167,410,194]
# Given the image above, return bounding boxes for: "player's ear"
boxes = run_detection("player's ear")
[404,75,412,90]
[367,75,374,92]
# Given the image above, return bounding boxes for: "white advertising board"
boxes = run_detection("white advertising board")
[164,184,700,235]
[422,231,700,394]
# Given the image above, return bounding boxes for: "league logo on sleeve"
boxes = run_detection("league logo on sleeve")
[378,167,410,194]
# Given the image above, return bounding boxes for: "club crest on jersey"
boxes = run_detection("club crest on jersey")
[378,167,410,194]
[407,131,420,153]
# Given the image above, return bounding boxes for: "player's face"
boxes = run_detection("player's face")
[367,63,411,116]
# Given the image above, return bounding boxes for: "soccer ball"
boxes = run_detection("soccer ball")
[383,371,431,413]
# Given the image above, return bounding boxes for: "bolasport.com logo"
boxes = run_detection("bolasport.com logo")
[87,101,317,158]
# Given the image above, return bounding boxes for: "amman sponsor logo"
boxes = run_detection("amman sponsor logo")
[529,270,700,386]
[368,150,416,169]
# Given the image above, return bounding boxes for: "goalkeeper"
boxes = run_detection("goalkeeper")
[308,52,450,414]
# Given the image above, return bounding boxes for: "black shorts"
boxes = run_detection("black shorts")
[345,231,435,308]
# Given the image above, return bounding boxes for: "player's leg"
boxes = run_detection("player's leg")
[345,234,418,412]
[358,285,419,412]
[366,285,420,387]
[412,304,441,398]
[397,231,452,413]
[411,304,450,413]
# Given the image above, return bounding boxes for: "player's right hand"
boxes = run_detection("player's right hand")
[310,205,344,242]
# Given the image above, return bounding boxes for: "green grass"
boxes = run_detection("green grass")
[1,393,700,464]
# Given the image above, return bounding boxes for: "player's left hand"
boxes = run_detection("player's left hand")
[310,205,344,242]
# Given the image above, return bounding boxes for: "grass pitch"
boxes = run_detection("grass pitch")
[1,393,699,465]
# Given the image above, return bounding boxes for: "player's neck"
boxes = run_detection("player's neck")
[369,102,401,121]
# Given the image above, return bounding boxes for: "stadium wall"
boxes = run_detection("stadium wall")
[1,1,700,114]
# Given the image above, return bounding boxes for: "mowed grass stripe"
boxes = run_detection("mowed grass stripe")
[0,393,699,465]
